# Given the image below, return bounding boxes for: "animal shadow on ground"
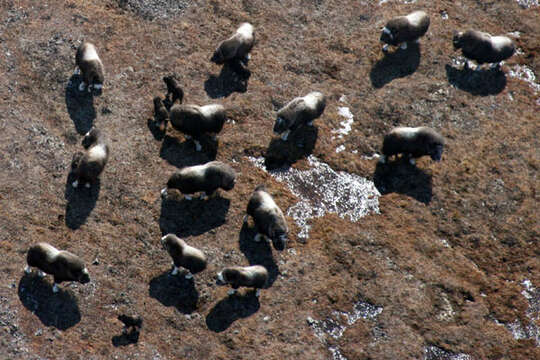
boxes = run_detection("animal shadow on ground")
[159,196,230,237]
[204,62,250,99]
[159,135,217,169]
[445,64,507,96]
[263,126,318,170]
[18,273,81,330]
[65,74,97,134]
[205,292,260,332]
[148,271,199,314]
[112,330,140,347]
[373,158,433,204]
[239,222,279,287]
[369,43,421,88]
[64,172,100,230]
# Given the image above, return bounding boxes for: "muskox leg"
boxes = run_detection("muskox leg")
[307,121,314,126]
[184,135,192,140]
[84,182,91,189]
[243,215,249,224]
[52,283,59,293]
[199,193,208,200]
[72,180,79,188]
[37,270,46,278]
[409,157,416,165]
[185,272,193,280]
[255,289,261,297]
[382,44,389,53]
[78,81,87,92]
[400,42,408,50]
[73,67,80,75]
[378,155,387,164]
[228,289,236,296]
[24,265,32,274]
[160,188,168,198]
[184,195,193,200]
[194,140,202,152]
[281,130,290,141]
[171,265,179,276]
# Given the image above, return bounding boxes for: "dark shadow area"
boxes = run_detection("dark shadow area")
[204,62,250,99]
[65,74,97,134]
[148,271,199,314]
[64,172,100,230]
[18,273,81,330]
[159,196,230,237]
[239,222,279,287]
[373,159,433,204]
[263,126,318,170]
[159,135,217,169]
[370,43,421,88]
[147,117,166,141]
[112,330,140,347]
[205,292,260,332]
[445,64,507,96]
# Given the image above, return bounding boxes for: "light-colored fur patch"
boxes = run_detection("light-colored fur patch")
[303,92,322,110]
[382,27,392,36]
[393,127,420,139]
[236,23,254,38]
[199,104,223,118]
[82,44,100,62]
[491,36,512,51]
[79,82,86,91]
[87,144,107,162]
[406,11,426,27]
[217,271,224,283]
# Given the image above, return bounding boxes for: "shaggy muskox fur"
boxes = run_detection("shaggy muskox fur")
[216,265,268,296]
[25,242,90,293]
[273,91,326,141]
[75,42,104,93]
[380,11,430,51]
[245,185,288,250]
[161,161,236,199]
[380,127,444,165]
[211,23,255,78]
[169,104,227,151]
[453,30,515,68]
[71,127,109,188]
[161,234,207,278]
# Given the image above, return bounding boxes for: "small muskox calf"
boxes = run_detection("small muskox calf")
[453,30,515,69]
[25,242,90,293]
[162,75,184,106]
[71,127,109,188]
[379,127,444,165]
[75,42,104,93]
[153,96,169,132]
[161,161,236,200]
[161,234,207,279]
[211,23,254,78]
[169,104,227,151]
[216,265,268,297]
[245,185,288,250]
[380,10,430,52]
[273,91,326,141]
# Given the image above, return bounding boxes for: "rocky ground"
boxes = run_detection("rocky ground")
[0,0,538,359]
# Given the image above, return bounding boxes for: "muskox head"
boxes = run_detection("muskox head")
[273,116,288,135]
[430,143,444,162]
[452,31,464,50]
[216,269,234,286]
[210,47,225,64]
[380,26,395,45]
[269,223,287,251]
[77,267,91,284]
[82,127,101,149]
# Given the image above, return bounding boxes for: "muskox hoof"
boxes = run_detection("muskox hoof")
[242,215,249,225]
[73,68,80,75]
[378,155,387,164]
[400,42,408,50]
[24,265,31,274]
[280,131,290,141]
[84,183,91,189]
[78,82,87,92]
[194,140,202,152]
[382,44,389,53]
[185,273,193,280]
[52,283,59,293]
[37,270,46,278]
[409,158,416,165]
[199,193,208,200]
[160,188,168,198]
[184,195,193,201]
[171,266,179,276]
[307,121,314,127]
[72,180,79,188]
[255,289,261,297]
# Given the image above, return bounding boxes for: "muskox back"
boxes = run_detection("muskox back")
[382,127,444,161]
[75,42,104,92]
[71,128,109,187]
[247,185,288,249]
[453,30,515,64]
[274,92,326,134]
[381,11,430,46]
[161,234,207,274]
[169,104,226,138]
[219,265,268,289]
[166,161,236,195]
[211,23,255,64]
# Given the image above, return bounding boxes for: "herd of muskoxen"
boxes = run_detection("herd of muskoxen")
[24,8,517,336]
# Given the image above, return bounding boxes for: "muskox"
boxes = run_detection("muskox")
[153,96,169,132]
[244,185,288,250]
[380,11,430,52]
[161,161,236,200]
[211,23,255,78]
[273,91,326,141]
[453,30,515,69]
[75,42,104,93]
[379,127,444,165]
[160,234,207,279]
[25,242,90,293]
[216,265,268,297]
[162,75,184,106]
[71,127,109,188]
[169,104,227,151]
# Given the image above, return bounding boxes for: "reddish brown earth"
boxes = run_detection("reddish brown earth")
[0,0,538,359]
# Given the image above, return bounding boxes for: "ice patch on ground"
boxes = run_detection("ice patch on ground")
[509,280,539,345]
[333,107,354,139]
[335,145,346,153]
[307,298,383,360]
[508,65,540,104]
[424,346,473,360]
[516,0,539,8]
[116,0,191,19]
[248,156,381,239]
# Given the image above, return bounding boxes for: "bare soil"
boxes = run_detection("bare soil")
[0,0,538,359]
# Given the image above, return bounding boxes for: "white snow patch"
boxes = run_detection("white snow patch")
[248,155,380,239]
[333,107,354,139]
[508,65,540,104]
[335,145,346,153]
[516,0,539,8]
[307,299,383,360]
[423,346,472,360]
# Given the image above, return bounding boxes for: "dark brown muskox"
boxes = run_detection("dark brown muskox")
[216,265,268,297]
[273,91,326,141]
[160,234,207,279]
[71,127,109,188]
[379,127,444,165]
[380,11,430,52]
[75,42,104,94]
